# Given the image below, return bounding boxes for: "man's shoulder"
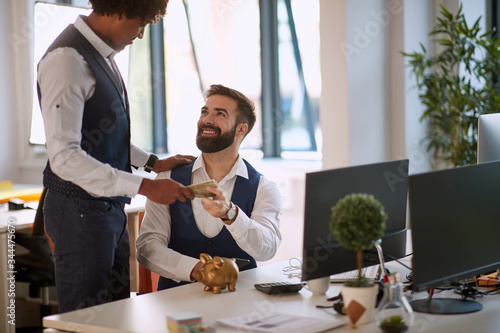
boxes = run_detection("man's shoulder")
[239,158,262,177]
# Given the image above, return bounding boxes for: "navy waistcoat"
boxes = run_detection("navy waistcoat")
[38,24,131,203]
[157,159,261,290]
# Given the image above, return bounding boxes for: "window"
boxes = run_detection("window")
[30,0,321,160]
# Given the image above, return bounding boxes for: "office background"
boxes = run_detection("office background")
[0,0,488,262]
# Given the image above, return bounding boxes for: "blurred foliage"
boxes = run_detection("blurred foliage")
[403,4,500,167]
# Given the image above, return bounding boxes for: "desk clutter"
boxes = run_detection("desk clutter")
[0,181,42,204]
[167,312,215,332]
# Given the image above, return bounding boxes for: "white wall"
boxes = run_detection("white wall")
[0,0,17,182]
[403,1,434,174]
[320,0,436,174]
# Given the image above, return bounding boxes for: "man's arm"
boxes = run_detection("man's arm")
[201,177,283,261]
[136,171,200,282]
[130,145,194,173]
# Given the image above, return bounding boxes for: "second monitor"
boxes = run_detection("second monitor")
[302,159,409,281]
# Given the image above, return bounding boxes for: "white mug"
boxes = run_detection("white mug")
[305,276,330,296]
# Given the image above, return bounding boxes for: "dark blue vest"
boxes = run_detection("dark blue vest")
[157,159,261,290]
[38,24,131,203]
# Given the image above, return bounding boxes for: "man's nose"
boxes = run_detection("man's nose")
[202,113,215,124]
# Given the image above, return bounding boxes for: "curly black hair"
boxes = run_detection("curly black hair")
[89,0,169,24]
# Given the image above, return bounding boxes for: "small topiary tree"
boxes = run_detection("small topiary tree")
[330,193,387,287]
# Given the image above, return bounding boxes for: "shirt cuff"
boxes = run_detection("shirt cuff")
[130,144,150,168]
[177,255,202,282]
[115,171,143,197]
[224,211,250,240]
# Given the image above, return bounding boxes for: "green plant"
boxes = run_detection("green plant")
[379,315,408,333]
[403,4,500,167]
[329,193,387,287]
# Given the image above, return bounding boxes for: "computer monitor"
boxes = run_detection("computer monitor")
[301,159,409,282]
[409,161,500,314]
[478,113,500,163]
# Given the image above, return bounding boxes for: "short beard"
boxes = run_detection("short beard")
[196,124,237,153]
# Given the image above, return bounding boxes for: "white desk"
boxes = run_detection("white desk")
[0,204,37,333]
[42,259,500,333]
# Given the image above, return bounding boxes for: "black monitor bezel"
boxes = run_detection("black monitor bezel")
[301,159,409,282]
[409,161,500,292]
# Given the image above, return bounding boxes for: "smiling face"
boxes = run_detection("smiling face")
[196,95,244,153]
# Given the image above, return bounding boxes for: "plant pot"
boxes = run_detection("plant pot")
[341,283,379,326]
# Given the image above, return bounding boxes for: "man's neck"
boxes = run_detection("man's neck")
[84,13,114,48]
[202,150,239,183]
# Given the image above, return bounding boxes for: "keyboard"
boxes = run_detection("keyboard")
[254,282,303,294]
[330,265,380,283]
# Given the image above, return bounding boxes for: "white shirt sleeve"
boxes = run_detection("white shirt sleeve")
[136,171,199,282]
[131,144,150,169]
[225,176,283,261]
[38,47,143,198]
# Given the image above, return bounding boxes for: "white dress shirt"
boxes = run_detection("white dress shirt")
[38,15,149,198]
[136,156,282,282]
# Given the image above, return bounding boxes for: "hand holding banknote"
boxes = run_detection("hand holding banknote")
[187,179,218,197]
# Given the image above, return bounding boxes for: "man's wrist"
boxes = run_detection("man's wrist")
[144,154,158,173]
[221,202,238,222]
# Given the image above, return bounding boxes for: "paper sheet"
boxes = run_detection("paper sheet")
[215,312,347,333]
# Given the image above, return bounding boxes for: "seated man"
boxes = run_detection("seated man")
[136,84,282,290]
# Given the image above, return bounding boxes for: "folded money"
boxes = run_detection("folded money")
[187,179,218,197]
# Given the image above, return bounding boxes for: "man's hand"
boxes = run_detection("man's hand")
[201,186,235,223]
[138,178,194,205]
[152,154,195,173]
[190,261,204,281]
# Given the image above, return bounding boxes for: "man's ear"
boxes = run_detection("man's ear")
[237,123,248,137]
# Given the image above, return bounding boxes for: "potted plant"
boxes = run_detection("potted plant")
[403,4,500,168]
[329,193,387,326]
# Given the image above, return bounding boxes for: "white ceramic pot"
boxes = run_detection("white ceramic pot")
[341,283,379,326]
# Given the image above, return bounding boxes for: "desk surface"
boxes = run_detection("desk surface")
[0,193,145,231]
[0,203,37,233]
[42,259,500,333]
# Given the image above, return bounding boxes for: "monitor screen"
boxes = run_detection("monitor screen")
[409,161,500,313]
[478,113,500,163]
[301,159,409,281]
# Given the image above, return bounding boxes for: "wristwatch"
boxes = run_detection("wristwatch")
[144,154,158,173]
[221,202,237,221]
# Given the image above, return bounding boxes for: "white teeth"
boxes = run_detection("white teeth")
[203,129,216,134]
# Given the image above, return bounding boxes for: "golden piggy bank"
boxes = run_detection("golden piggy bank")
[195,253,239,294]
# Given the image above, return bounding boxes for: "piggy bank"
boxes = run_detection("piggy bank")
[195,253,239,294]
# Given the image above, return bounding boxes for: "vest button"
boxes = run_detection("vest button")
[207,241,213,246]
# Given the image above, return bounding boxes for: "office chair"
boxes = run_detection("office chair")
[137,211,160,294]
[15,187,56,319]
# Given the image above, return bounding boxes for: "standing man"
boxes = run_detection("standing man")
[136,84,282,290]
[38,0,194,313]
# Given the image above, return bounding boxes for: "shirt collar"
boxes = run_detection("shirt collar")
[193,155,249,183]
[74,15,117,60]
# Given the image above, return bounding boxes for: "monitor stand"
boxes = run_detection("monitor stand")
[410,298,483,314]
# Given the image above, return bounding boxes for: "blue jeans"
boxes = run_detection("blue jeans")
[44,190,130,313]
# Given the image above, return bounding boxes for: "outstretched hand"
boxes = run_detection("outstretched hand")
[139,178,194,205]
[153,154,195,173]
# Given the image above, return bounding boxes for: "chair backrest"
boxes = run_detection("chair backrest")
[138,211,160,294]
[32,187,47,236]
[31,187,55,252]
[14,233,55,275]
